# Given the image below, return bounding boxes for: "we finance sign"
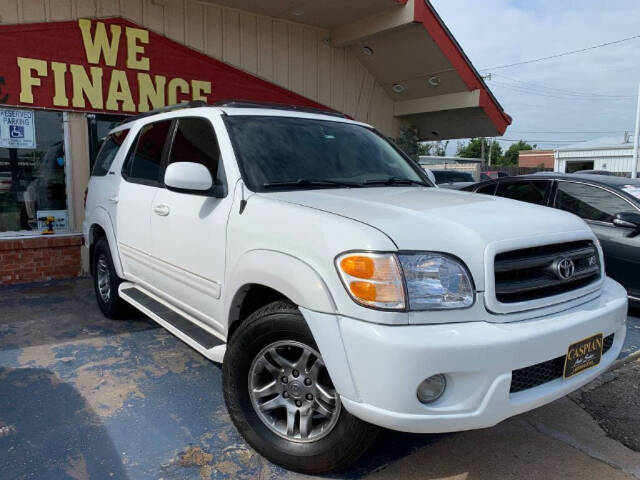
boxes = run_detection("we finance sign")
[0,18,325,114]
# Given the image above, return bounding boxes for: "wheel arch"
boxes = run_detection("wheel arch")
[87,207,124,278]
[225,250,337,340]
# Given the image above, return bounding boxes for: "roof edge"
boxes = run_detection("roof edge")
[414,0,511,134]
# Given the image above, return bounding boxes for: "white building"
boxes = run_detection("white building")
[555,135,637,174]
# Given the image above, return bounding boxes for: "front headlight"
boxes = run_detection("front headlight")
[336,251,474,311]
[398,253,474,310]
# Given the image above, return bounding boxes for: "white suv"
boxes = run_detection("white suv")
[84,101,627,473]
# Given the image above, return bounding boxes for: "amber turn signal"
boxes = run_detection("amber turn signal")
[340,255,375,279]
[336,252,405,310]
[349,281,377,301]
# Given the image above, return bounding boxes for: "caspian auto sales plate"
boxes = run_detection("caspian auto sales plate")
[564,333,604,378]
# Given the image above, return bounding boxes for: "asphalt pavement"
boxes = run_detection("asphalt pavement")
[0,278,639,480]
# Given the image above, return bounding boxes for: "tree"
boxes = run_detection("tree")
[456,138,502,164]
[424,140,449,157]
[396,126,450,160]
[500,140,535,166]
[395,126,429,160]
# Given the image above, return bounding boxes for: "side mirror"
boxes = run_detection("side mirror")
[164,162,225,197]
[613,212,640,238]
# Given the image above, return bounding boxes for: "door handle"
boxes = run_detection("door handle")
[108,195,119,204]
[153,204,170,216]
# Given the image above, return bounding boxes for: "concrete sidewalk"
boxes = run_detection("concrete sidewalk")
[1,278,639,480]
[356,394,640,480]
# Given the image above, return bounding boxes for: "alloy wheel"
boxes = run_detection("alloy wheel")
[248,340,341,443]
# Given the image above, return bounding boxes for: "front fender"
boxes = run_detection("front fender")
[87,206,124,278]
[224,250,360,399]
[224,249,337,325]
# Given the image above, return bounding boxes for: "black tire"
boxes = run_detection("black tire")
[92,236,129,319]
[223,301,378,474]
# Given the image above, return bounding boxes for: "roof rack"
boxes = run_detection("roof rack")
[119,101,208,125]
[214,100,347,118]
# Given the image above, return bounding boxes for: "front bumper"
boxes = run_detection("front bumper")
[302,277,627,434]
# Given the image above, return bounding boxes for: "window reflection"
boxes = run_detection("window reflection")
[0,110,67,232]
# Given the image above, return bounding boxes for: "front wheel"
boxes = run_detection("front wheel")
[222,301,378,473]
[92,237,129,318]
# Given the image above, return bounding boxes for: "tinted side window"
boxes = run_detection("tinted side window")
[91,129,128,177]
[168,118,220,179]
[555,182,633,223]
[475,183,497,195]
[123,120,172,183]
[495,180,550,206]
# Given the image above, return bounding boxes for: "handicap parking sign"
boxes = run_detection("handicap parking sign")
[9,125,25,139]
[0,109,35,149]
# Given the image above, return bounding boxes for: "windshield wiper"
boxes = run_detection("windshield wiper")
[263,179,363,189]
[363,177,430,187]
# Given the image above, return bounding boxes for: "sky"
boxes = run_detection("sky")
[429,0,640,154]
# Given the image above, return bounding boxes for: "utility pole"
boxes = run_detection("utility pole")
[488,138,493,166]
[480,138,485,166]
[633,82,640,179]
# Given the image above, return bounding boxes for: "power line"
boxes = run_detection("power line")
[491,73,634,99]
[498,138,585,143]
[480,33,640,70]
[489,80,631,100]
[508,130,630,134]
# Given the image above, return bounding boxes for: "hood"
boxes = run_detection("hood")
[260,187,593,290]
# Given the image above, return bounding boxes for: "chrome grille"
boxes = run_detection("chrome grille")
[494,240,600,303]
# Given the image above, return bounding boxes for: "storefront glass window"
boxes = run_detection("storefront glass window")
[0,109,67,233]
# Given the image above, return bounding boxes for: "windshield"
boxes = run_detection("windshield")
[224,115,430,191]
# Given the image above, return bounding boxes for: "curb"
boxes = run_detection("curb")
[611,350,640,371]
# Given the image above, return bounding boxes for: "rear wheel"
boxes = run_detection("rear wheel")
[223,301,378,473]
[92,236,128,318]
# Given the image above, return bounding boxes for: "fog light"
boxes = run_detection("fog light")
[417,374,447,404]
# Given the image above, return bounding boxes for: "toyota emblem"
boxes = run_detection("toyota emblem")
[556,258,575,280]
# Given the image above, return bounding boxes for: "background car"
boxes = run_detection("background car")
[430,169,476,189]
[464,173,640,307]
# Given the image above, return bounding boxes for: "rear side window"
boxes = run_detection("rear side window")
[122,120,172,184]
[91,129,128,177]
[495,180,551,206]
[168,117,220,180]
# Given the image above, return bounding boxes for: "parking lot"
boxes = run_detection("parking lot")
[1,278,640,480]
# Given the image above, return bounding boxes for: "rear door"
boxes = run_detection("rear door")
[149,115,233,330]
[87,128,131,236]
[553,180,640,297]
[116,119,172,285]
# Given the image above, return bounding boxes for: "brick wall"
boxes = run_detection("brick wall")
[0,234,83,285]
[518,150,555,169]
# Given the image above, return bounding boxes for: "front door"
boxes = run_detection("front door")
[116,119,172,285]
[150,115,233,331]
[554,180,640,297]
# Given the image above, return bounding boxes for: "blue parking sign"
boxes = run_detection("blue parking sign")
[9,125,25,139]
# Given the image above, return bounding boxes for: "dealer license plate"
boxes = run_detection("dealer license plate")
[564,333,604,378]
